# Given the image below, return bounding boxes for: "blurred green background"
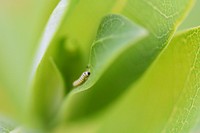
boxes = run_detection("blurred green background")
[1,0,200,133]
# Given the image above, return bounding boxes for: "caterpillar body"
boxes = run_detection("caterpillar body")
[73,71,90,87]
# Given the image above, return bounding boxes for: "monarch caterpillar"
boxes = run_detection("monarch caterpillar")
[73,71,90,87]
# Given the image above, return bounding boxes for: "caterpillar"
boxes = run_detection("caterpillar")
[73,71,90,87]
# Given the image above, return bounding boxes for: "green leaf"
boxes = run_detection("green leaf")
[28,58,65,128]
[27,1,140,125]
[96,26,200,133]
[121,0,193,37]
[0,0,59,112]
[54,23,200,133]
[0,0,198,132]
[178,0,200,30]
[56,13,147,121]
[42,0,137,90]
[48,0,195,89]
[73,14,147,92]
[159,27,200,132]
[24,0,70,127]
[57,0,194,123]
[27,0,148,126]
[0,0,68,125]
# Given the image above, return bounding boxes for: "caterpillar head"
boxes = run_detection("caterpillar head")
[84,71,90,77]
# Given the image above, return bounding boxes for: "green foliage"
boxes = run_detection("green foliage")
[1,0,200,133]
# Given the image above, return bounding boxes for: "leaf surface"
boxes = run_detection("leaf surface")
[58,0,194,123]
[54,24,200,133]
[0,0,60,112]
[96,26,200,133]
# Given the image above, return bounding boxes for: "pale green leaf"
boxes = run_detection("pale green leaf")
[0,0,59,112]
[57,0,194,123]
[0,0,197,132]
[42,0,134,90]
[53,21,200,133]
[27,58,65,128]
[73,14,147,93]
[96,26,200,133]
[178,0,200,30]
[56,14,147,121]
[46,0,194,90]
